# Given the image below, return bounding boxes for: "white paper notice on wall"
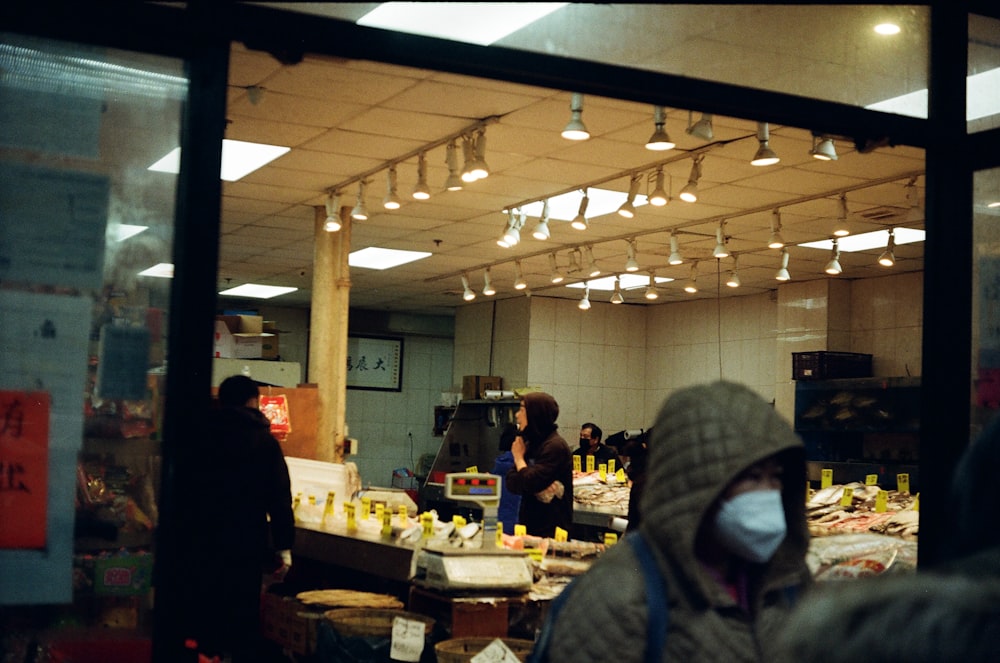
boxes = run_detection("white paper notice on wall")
[389,616,425,662]
[471,639,522,663]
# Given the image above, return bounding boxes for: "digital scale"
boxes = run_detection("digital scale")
[411,472,533,593]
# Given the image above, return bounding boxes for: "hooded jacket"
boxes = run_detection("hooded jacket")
[548,381,810,663]
[943,414,1000,575]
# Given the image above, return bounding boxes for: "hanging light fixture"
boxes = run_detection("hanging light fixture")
[610,276,625,304]
[678,155,703,203]
[513,259,527,290]
[469,129,490,180]
[482,268,496,296]
[768,209,785,249]
[578,283,592,310]
[712,222,729,259]
[548,253,564,284]
[904,177,924,222]
[825,238,843,275]
[585,246,601,277]
[461,274,476,301]
[569,248,583,274]
[617,174,642,218]
[644,271,659,300]
[648,168,669,207]
[383,165,402,210]
[444,140,463,191]
[668,232,683,265]
[684,263,699,293]
[323,192,342,232]
[751,122,780,166]
[645,106,675,151]
[460,135,478,183]
[833,192,851,237]
[726,255,741,288]
[686,111,714,141]
[625,239,640,272]
[562,93,590,140]
[810,135,838,161]
[532,199,552,240]
[351,180,369,221]
[498,210,522,248]
[878,229,896,267]
[412,152,431,200]
[571,190,590,230]
[775,248,791,281]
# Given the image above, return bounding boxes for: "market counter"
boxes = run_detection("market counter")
[293,522,415,584]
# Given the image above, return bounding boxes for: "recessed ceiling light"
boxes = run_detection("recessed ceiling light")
[357,2,567,46]
[148,138,290,181]
[349,247,432,270]
[116,224,148,241]
[798,227,925,252]
[988,201,1000,209]
[218,283,299,299]
[874,23,901,35]
[565,273,672,291]
[519,188,648,222]
[138,263,174,278]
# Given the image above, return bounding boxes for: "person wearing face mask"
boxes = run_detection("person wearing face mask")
[572,422,620,471]
[543,381,810,663]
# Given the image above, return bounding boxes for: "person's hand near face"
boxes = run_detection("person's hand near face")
[512,401,528,469]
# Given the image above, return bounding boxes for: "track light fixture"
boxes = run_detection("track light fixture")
[351,181,369,221]
[482,268,496,296]
[668,233,683,265]
[810,135,838,161]
[686,111,714,141]
[548,253,564,284]
[713,223,729,259]
[413,152,431,200]
[610,276,625,304]
[648,168,669,207]
[825,238,843,275]
[578,283,592,310]
[768,209,785,249]
[461,274,476,301]
[324,192,342,232]
[617,174,642,218]
[513,259,527,290]
[904,177,923,222]
[532,200,551,240]
[645,106,675,151]
[678,155,703,203]
[833,192,851,237]
[625,239,640,272]
[726,255,741,288]
[751,122,780,166]
[878,229,896,267]
[562,93,590,141]
[684,263,699,293]
[585,246,600,278]
[469,130,490,180]
[444,140,463,191]
[571,190,590,230]
[645,271,659,300]
[498,210,523,248]
[460,135,478,183]
[775,248,791,281]
[383,165,402,210]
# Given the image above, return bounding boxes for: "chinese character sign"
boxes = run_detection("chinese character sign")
[0,391,50,549]
[346,336,403,391]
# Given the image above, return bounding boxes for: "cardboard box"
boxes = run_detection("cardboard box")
[213,315,272,359]
[261,333,280,359]
[462,375,502,400]
[261,593,320,655]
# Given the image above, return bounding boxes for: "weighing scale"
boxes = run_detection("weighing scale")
[411,472,533,593]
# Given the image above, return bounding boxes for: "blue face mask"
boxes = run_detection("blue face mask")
[713,489,787,563]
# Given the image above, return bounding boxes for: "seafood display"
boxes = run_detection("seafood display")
[806,482,918,540]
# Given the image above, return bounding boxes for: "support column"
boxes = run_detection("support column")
[309,205,351,462]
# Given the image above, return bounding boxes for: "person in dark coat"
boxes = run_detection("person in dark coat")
[177,375,295,662]
[505,391,573,537]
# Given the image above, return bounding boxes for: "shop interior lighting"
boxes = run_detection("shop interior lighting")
[138,262,174,278]
[324,192,342,232]
[751,122,780,166]
[810,135,838,161]
[585,246,601,277]
[351,181,369,221]
[482,268,496,296]
[566,273,671,291]
[469,130,490,180]
[768,209,785,249]
[349,247,431,270]
[825,239,843,275]
[799,227,924,252]
[444,140,464,191]
[617,174,642,218]
[645,106,675,151]
[562,93,590,141]
[644,272,659,300]
[775,248,791,281]
[648,168,669,207]
[726,255,741,288]
[625,240,640,272]
[683,263,699,293]
[904,177,924,222]
[513,260,527,290]
[548,253,564,284]
[712,223,729,259]
[498,210,523,248]
[148,138,290,182]
[521,187,646,222]
[832,192,851,237]
[532,200,552,240]
[878,229,896,267]
[668,233,683,265]
[412,152,431,200]
[460,135,478,183]
[461,273,476,301]
[678,155,703,203]
[610,277,625,304]
[383,165,402,210]
[686,111,714,141]
[578,284,592,310]
[571,190,590,230]
[218,283,299,299]
[874,22,901,35]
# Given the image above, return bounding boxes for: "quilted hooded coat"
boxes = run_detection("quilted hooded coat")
[547,381,811,662]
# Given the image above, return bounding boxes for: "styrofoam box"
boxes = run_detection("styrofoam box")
[286,457,348,508]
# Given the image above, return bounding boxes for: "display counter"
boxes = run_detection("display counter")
[294,522,415,584]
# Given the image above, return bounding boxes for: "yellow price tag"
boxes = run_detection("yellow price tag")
[375,502,385,523]
[452,514,467,528]
[398,504,408,524]
[912,492,920,511]
[573,455,581,472]
[554,527,568,542]
[381,509,393,536]
[820,469,833,489]
[865,474,878,486]
[875,490,888,513]
[840,486,853,507]
[897,473,911,495]
[514,524,527,537]
[586,455,595,473]
[616,468,626,483]
[344,502,357,532]
[608,459,616,474]
[527,548,544,563]
[308,494,317,506]
[604,532,618,546]
[598,463,607,481]
[361,496,371,520]
[496,525,503,547]
[420,512,434,539]
[466,465,479,473]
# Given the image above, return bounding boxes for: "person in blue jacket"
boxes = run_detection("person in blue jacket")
[491,423,521,535]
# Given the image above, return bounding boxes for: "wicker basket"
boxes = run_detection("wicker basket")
[434,637,534,663]
[323,608,435,638]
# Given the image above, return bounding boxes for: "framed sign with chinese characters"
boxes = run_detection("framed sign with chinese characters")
[346,335,403,391]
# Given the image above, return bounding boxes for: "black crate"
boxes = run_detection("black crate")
[792,351,873,380]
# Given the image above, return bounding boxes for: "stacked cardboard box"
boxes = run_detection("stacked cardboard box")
[213,315,275,359]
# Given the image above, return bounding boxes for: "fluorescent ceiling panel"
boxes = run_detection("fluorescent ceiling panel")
[115,224,148,241]
[357,2,567,46]
[138,262,174,278]
[218,283,299,299]
[349,247,432,270]
[148,139,290,181]
[565,274,673,291]
[867,67,1000,121]
[519,188,648,221]
[798,227,925,252]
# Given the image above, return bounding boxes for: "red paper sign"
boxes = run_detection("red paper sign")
[259,394,290,442]
[0,391,50,549]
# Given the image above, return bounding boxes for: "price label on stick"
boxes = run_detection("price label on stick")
[616,468,626,483]
[875,490,888,513]
[897,473,911,495]
[344,502,357,532]
[573,456,581,472]
[514,524,526,537]
[420,512,434,539]
[821,469,833,489]
[381,509,393,536]
[913,492,920,512]
[608,459,616,474]
[361,496,371,520]
[375,502,384,523]
[398,504,408,524]
[554,527,568,542]
[840,487,853,507]
[466,465,478,473]
[604,532,618,546]
[598,463,607,481]
[586,455,595,473]
[865,474,878,486]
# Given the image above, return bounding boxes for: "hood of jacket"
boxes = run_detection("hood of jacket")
[521,391,559,447]
[638,381,808,609]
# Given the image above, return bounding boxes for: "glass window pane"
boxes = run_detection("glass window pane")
[973,166,1000,434]
[969,14,1000,133]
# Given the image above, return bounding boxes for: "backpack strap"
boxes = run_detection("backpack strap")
[627,531,670,663]
[526,576,578,663]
